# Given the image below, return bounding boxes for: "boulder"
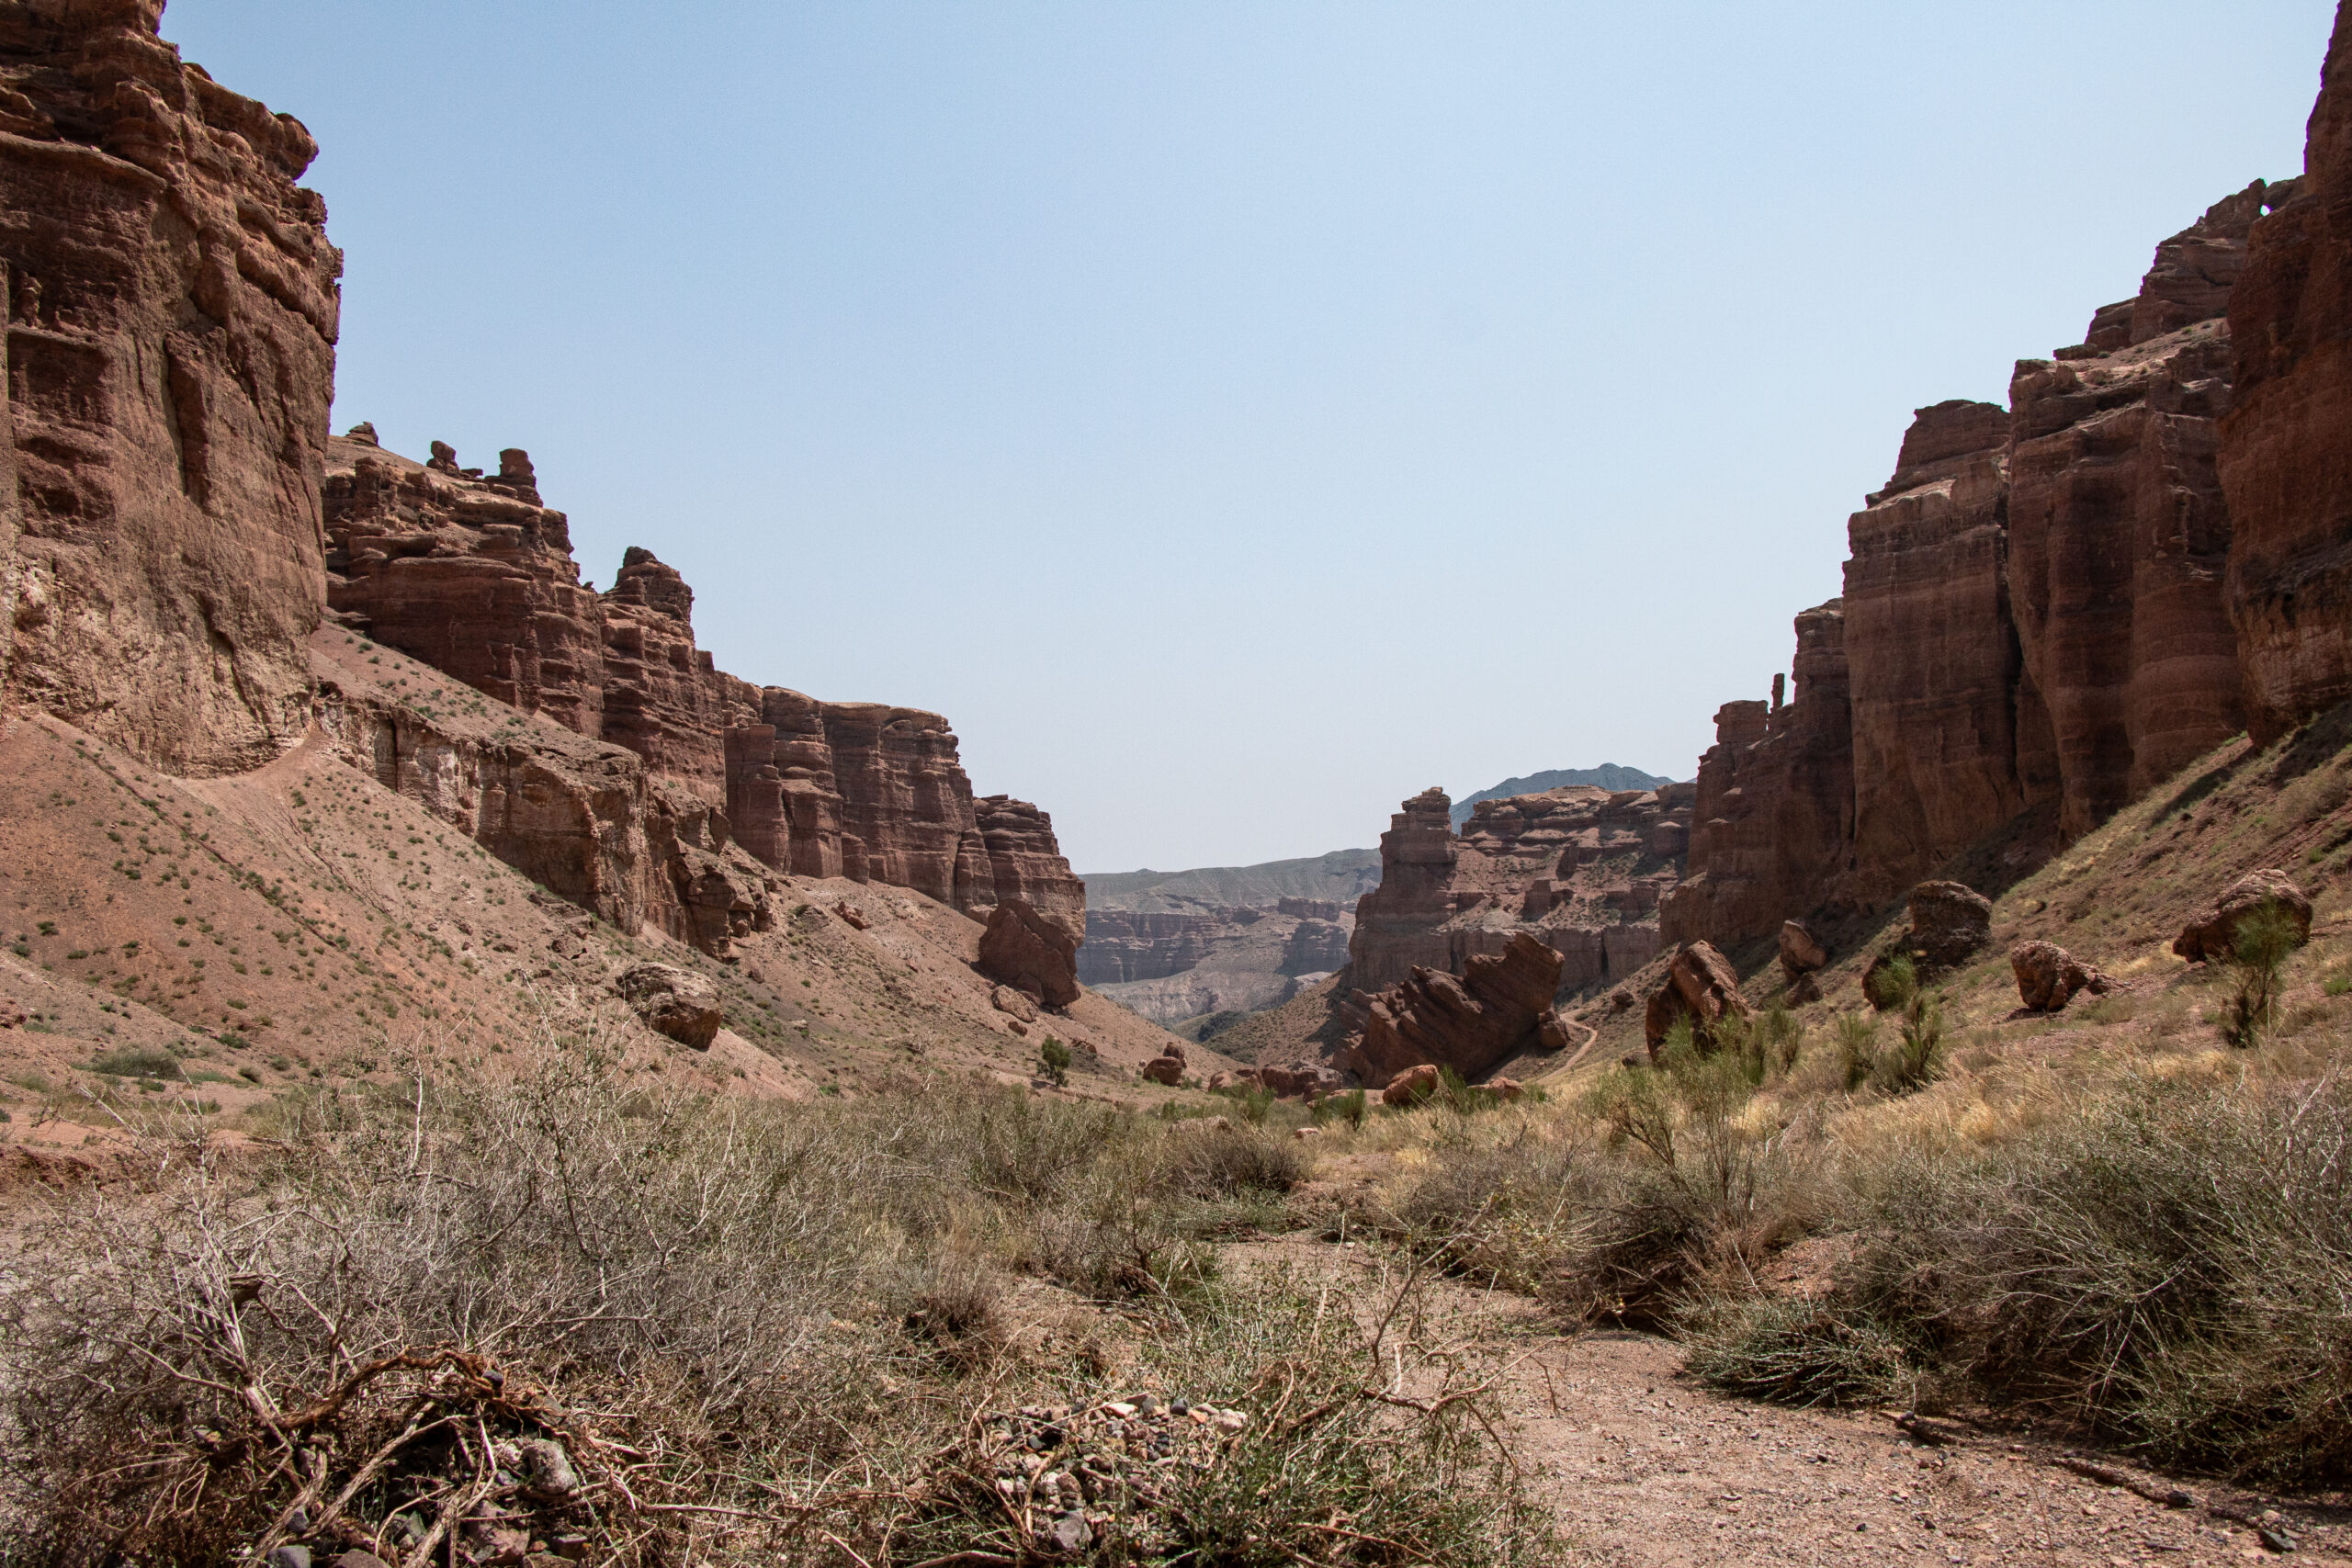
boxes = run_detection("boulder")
[1382,1063,1443,1106]
[1643,941,1751,1056]
[990,985,1039,1023]
[1779,919,1828,977]
[1343,931,1565,1089]
[1140,1048,1185,1087]
[2009,941,2112,1012]
[1486,1076,1526,1101]
[1258,1061,1346,1099]
[1905,881,1994,969]
[978,898,1081,1009]
[833,901,870,931]
[2172,869,2314,964]
[615,964,722,1048]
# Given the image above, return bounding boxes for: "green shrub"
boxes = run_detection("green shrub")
[1865,951,1918,1012]
[1036,1035,1071,1086]
[1313,1088,1368,1129]
[1876,990,1945,1094]
[86,1047,182,1079]
[2222,904,2301,1047]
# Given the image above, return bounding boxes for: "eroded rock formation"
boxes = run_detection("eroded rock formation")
[2173,868,2313,963]
[1643,941,1749,1056]
[1343,931,1563,1089]
[322,434,1084,942]
[978,897,1081,1009]
[1348,783,1690,998]
[2222,8,2352,743]
[1667,179,2287,951]
[0,0,340,773]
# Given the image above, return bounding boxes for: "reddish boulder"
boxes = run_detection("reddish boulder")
[1643,941,1751,1056]
[2010,941,2112,1012]
[1344,931,1564,1089]
[616,964,722,1049]
[2173,869,2313,963]
[1779,919,1828,979]
[1140,1043,1186,1087]
[990,984,1039,1023]
[1905,881,1995,969]
[1258,1061,1346,1099]
[978,898,1080,1009]
[1381,1063,1442,1107]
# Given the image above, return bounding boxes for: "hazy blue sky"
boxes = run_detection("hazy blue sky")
[167,2,2334,874]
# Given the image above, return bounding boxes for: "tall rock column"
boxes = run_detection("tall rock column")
[2222,3,2352,742]
[1346,788,1463,991]
[0,0,341,773]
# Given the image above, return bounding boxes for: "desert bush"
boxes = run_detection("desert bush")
[1037,1033,1072,1085]
[1314,1087,1369,1129]
[85,1044,182,1078]
[1876,989,1945,1094]
[1865,951,1918,1012]
[1833,1075,2352,1482]
[1834,1012,1878,1090]
[1685,1298,1916,1408]
[2222,903,2301,1047]
[1166,1122,1308,1201]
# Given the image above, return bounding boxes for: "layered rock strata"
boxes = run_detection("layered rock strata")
[1667,182,2289,950]
[1342,931,1563,1089]
[322,434,1083,941]
[1347,783,1691,997]
[0,0,341,773]
[2222,7,2352,743]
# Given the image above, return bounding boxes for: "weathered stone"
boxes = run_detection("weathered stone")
[1905,881,1995,969]
[2173,868,2314,963]
[1381,1062,1442,1106]
[615,964,722,1048]
[1257,1060,1346,1098]
[1779,919,1829,977]
[978,898,1080,1009]
[1344,931,1564,1089]
[2010,941,2111,1011]
[1140,1043,1185,1086]
[990,984,1039,1023]
[1643,941,1751,1056]
[0,1,340,773]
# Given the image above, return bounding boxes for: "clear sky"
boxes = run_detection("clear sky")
[166,1,2335,874]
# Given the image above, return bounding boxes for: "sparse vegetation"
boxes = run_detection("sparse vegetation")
[2223,903,2302,1046]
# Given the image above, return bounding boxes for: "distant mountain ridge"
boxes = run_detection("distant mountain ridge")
[1449,765,1677,828]
[1081,850,1383,914]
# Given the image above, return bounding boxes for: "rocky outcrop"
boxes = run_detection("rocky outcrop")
[1661,602,1854,942]
[2222,9,2352,744]
[0,0,340,773]
[1348,784,1690,1000]
[324,433,1085,939]
[1668,176,2283,952]
[311,631,777,959]
[978,898,1080,1009]
[2007,187,2269,836]
[1140,1043,1186,1086]
[615,963,722,1048]
[1343,931,1563,1089]
[2173,868,2313,963]
[1642,941,1749,1056]
[2010,941,2110,1012]
[325,436,608,738]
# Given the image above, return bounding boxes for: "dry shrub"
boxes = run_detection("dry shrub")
[1685,1298,1917,1408]
[1837,1074,2352,1482]
[0,1011,1369,1565]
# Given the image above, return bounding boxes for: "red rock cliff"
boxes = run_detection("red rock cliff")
[1666,182,2280,950]
[2222,2,2352,743]
[0,0,340,773]
[324,433,1083,939]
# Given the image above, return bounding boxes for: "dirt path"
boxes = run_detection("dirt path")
[1227,1238,2351,1567]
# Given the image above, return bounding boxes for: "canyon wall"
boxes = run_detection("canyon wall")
[1347,782,1691,998]
[1664,180,2291,951]
[0,0,340,774]
[322,432,1084,942]
[2222,5,2352,743]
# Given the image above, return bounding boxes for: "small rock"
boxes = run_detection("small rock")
[2010,940,2111,1012]
[990,984,1039,1023]
[266,1549,311,1568]
[1047,1512,1093,1554]
[548,1539,590,1562]
[516,1437,579,1495]
[1486,1075,1525,1101]
[1382,1062,1442,1106]
[833,900,870,931]
[1292,1125,1321,1140]
[327,1554,389,1568]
